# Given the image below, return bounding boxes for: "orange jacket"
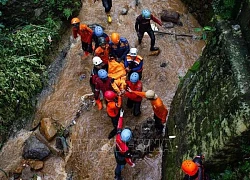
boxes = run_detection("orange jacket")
[106,96,122,117]
[108,58,126,80]
[132,91,168,123]
[72,24,93,44]
[95,45,110,65]
[125,80,143,102]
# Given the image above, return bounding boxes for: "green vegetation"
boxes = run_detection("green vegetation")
[0,0,81,146]
[212,0,236,19]
[211,161,250,180]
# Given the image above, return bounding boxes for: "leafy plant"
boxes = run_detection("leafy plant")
[212,0,235,19]
[194,26,216,40]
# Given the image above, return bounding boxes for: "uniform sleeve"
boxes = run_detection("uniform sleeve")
[124,56,129,68]
[131,91,146,98]
[86,27,93,44]
[151,14,162,26]
[117,116,123,130]
[120,41,130,61]
[135,16,140,32]
[72,28,78,39]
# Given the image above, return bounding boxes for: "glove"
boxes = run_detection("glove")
[131,163,135,167]
[120,109,124,117]
[95,99,103,110]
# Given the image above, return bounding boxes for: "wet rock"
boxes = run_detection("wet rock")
[121,5,129,15]
[23,135,51,160]
[160,10,182,26]
[163,22,174,28]
[20,165,34,180]
[28,160,44,170]
[40,117,57,141]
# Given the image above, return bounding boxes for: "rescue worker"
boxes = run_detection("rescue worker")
[114,109,135,180]
[92,26,110,50]
[94,69,113,110]
[71,18,93,59]
[94,37,110,65]
[94,0,112,23]
[127,89,168,134]
[90,56,108,93]
[108,55,127,95]
[125,72,142,116]
[109,33,130,62]
[104,90,122,139]
[124,48,143,80]
[182,155,211,180]
[135,9,163,51]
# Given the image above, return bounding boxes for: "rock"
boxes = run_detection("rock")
[23,135,51,160]
[40,117,57,141]
[20,166,34,180]
[160,10,182,25]
[121,5,129,15]
[163,22,174,28]
[28,160,44,170]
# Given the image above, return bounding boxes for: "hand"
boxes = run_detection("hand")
[127,87,132,92]
[131,163,135,167]
[125,67,130,72]
[121,89,126,95]
[120,109,124,117]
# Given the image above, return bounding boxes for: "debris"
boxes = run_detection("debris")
[160,62,167,67]
[79,74,86,81]
[121,5,129,15]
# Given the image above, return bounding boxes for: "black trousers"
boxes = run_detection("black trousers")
[138,29,156,49]
[82,42,93,53]
[102,0,112,13]
[154,114,164,133]
[127,99,141,116]
[110,112,120,128]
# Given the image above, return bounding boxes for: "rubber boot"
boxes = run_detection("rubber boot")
[95,99,103,110]
[150,47,159,51]
[107,14,112,23]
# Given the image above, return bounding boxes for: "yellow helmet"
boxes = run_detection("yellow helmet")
[111,33,120,44]
[71,17,80,25]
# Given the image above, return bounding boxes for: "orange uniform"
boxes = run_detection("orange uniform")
[106,96,122,118]
[131,91,168,123]
[72,24,93,44]
[95,44,110,65]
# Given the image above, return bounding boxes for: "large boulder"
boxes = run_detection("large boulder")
[40,117,57,141]
[22,135,50,160]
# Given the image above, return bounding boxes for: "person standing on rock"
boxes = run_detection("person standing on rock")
[114,109,135,180]
[127,89,168,134]
[125,72,143,116]
[71,17,93,59]
[104,90,122,139]
[124,48,143,80]
[135,9,162,51]
[94,0,112,23]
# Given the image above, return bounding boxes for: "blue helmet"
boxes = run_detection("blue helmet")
[98,69,108,79]
[121,129,132,142]
[142,9,151,19]
[94,26,104,37]
[130,72,139,83]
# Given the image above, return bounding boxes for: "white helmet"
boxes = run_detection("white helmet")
[130,48,138,56]
[145,90,157,99]
[92,56,103,66]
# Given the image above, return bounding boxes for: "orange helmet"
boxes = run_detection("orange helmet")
[71,17,80,24]
[111,33,120,44]
[181,160,198,176]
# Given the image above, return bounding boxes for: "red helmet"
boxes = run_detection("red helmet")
[181,160,198,176]
[104,91,117,101]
